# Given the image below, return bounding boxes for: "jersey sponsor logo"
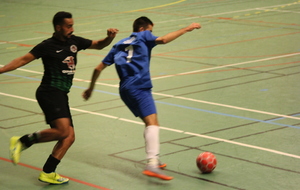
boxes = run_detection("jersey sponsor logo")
[70,45,77,53]
[62,56,76,75]
[56,49,63,53]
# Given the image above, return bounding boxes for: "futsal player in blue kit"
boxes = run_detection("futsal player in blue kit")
[83,16,201,180]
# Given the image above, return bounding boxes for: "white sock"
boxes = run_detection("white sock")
[144,125,160,162]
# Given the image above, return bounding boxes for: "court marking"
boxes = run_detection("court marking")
[124,0,186,13]
[199,1,300,17]
[155,100,300,129]
[0,0,299,165]
[1,91,299,160]
[153,31,300,57]
[6,80,300,128]
[0,157,111,190]
[0,0,298,189]
[257,8,300,14]
[2,71,300,123]
[0,0,187,30]
[153,1,300,24]
[1,49,300,121]
[152,52,300,79]
[0,1,298,46]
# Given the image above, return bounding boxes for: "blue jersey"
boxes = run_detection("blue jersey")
[103,30,158,90]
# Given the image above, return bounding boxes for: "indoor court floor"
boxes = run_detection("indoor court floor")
[0,0,300,189]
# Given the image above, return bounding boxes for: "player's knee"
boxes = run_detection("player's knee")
[57,131,68,139]
[68,134,75,145]
[59,131,75,147]
[57,128,73,140]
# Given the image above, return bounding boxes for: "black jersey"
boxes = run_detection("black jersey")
[30,35,92,92]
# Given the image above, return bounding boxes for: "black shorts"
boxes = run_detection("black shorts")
[36,85,73,126]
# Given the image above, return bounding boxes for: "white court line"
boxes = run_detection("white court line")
[1,2,298,44]
[202,2,299,17]
[0,37,46,44]
[0,29,104,44]
[256,8,300,14]
[1,1,300,160]
[0,66,119,88]
[156,2,300,23]
[152,52,300,80]
[1,52,300,121]
[185,132,300,159]
[1,1,300,124]
[8,67,43,74]
[152,93,300,120]
[0,91,299,159]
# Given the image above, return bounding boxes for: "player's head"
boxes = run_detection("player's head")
[53,11,74,40]
[133,16,154,32]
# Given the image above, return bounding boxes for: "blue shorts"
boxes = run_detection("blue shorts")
[120,88,157,118]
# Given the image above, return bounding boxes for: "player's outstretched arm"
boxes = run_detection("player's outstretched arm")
[0,53,35,74]
[82,62,107,100]
[89,28,119,50]
[155,23,201,44]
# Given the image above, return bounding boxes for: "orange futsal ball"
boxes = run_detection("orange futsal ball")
[196,152,217,173]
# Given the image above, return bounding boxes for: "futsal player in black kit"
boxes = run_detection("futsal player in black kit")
[0,11,118,184]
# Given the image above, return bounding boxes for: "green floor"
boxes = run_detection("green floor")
[1,0,300,189]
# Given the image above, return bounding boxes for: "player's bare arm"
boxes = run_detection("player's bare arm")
[82,62,107,100]
[0,52,36,74]
[155,23,201,44]
[89,28,119,50]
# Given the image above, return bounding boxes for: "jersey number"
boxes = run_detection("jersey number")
[125,45,134,63]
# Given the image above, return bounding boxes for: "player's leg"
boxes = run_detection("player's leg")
[10,86,72,184]
[38,117,74,184]
[49,118,75,160]
[141,114,166,168]
[10,118,73,184]
[120,89,173,180]
[10,118,73,161]
[10,86,69,164]
[10,119,73,164]
[142,113,159,161]
[142,114,173,180]
[36,87,74,185]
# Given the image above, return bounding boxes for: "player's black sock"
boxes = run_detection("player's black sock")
[43,154,61,173]
[19,132,39,148]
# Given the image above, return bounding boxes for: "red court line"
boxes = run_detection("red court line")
[0,21,49,29]
[0,40,34,47]
[0,157,111,190]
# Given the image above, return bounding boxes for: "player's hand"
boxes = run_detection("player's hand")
[107,28,119,38]
[82,88,93,100]
[186,23,201,32]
